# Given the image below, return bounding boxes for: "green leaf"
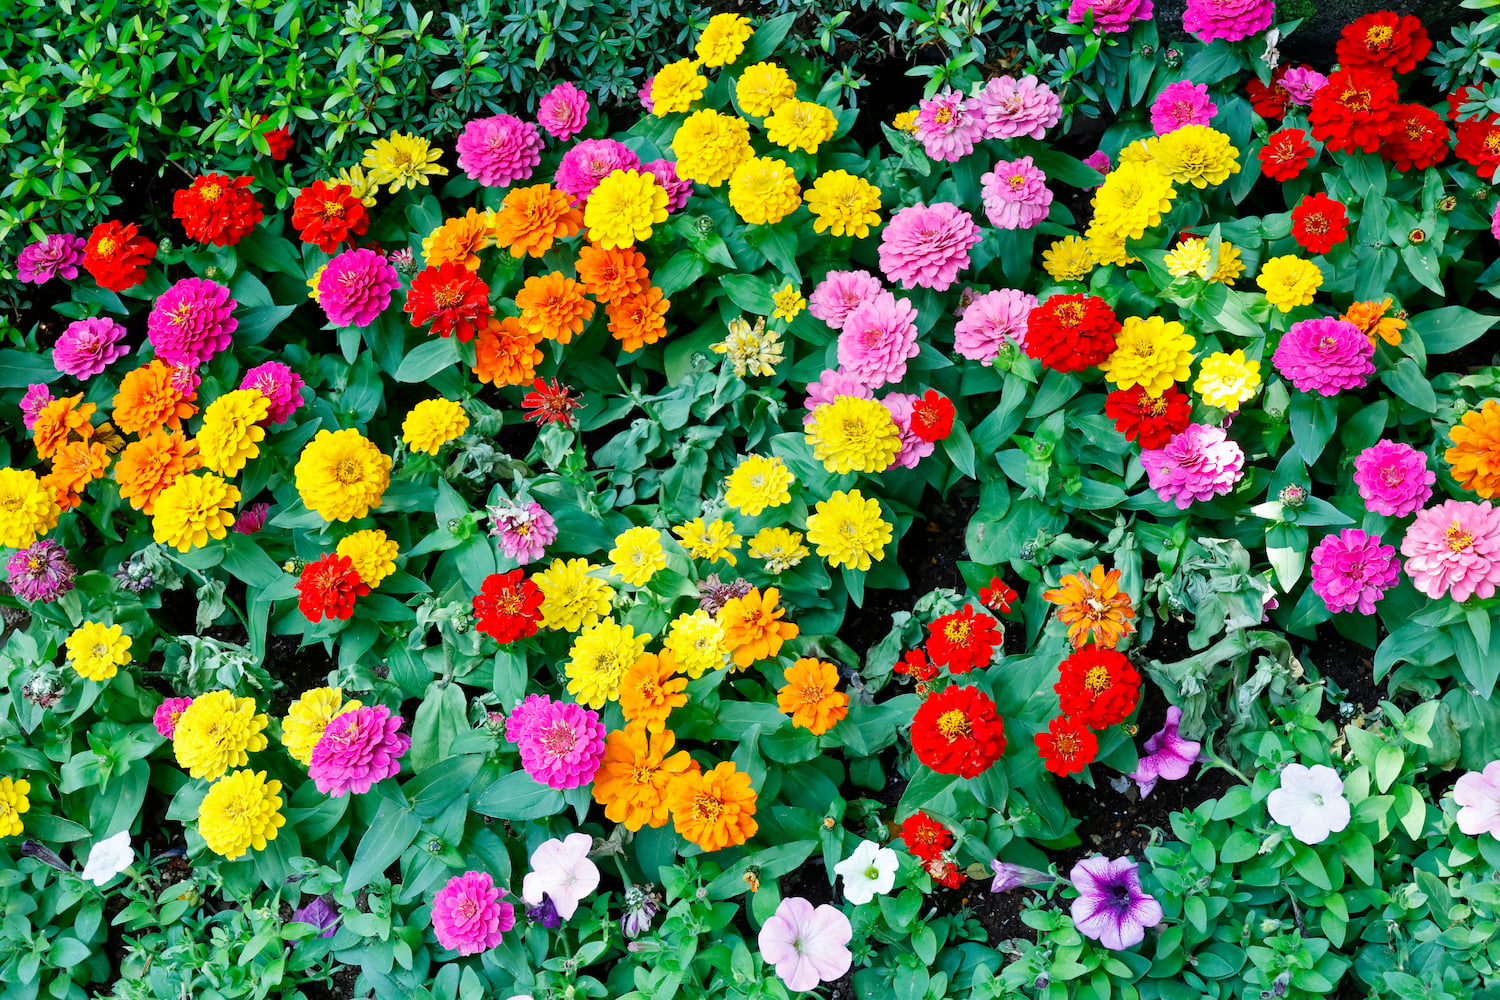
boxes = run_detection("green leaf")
[395,338,461,383]
[0,348,63,388]
[1288,393,1337,465]
[1410,306,1499,354]
[473,771,565,821]
[21,812,90,842]
[1379,357,1436,412]
[408,682,469,772]
[1374,744,1404,793]
[346,794,420,892]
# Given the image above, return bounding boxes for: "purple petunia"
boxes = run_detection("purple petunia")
[1126,705,1201,798]
[1069,855,1164,950]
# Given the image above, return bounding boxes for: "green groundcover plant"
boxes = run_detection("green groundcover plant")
[6,3,1500,1000]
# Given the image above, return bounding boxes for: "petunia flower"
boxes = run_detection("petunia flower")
[1453,761,1500,840]
[80,831,134,885]
[757,897,853,992]
[520,832,600,920]
[1126,705,1201,798]
[1266,763,1351,845]
[833,840,898,905]
[1068,855,1163,950]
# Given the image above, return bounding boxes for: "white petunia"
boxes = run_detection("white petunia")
[1266,763,1350,845]
[80,831,135,886]
[521,832,600,920]
[833,839,898,905]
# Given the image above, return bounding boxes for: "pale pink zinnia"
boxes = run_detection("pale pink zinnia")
[504,695,606,789]
[954,288,1036,361]
[54,317,130,378]
[147,277,237,369]
[320,248,400,328]
[1140,423,1245,509]
[1310,529,1400,615]
[1150,81,1216,136]
[981,157,1053,230]
[914,89,982,162]
[757,897,853,992]
[555,139,642,205]
[641,159,693,213]
[882,392,936,469]
[240,361,305,424]
[878,202,982,292]
[308,705,410,797]
[1352,440,1434,517]
[17,233,86,284]
[1272,317,1374,396]
[973,75,1061,141]
[802,369,874,425]
[487,500,557,564]
[537,82,590,140]
[837,291,920,387]
[431,871,515,956]
[153,697,194,739]
[1182,0,1275,43]
[455,114,543,187]
[1400,500,1500,602]
[809,270,884,331]
[1067,0,1154,32]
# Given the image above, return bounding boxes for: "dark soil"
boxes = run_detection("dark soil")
[265,633,340,713]
[1305,620,1388,722]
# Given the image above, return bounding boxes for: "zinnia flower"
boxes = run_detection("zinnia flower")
[1150,125,1241,189]
[758,898,853,992]
[198,770,284,860]
[914,89,981,161]
[1272,317,1373,395]
[1308,67,1401,155]
[641,158,693,212]
[667,761,758,851]
[566,617,651,709]
[53,317,129,379]
[173,690,269,780]
[1447,399,1500,499]
[718,586,798,668]
[7,539,75,603]
[671,109,753,186]
[592,722,698,830]
[724,454,793,516]
[650,58,708,116]
[1035,714,1099,776]
[765,100,838,153]
[1336,11,1432,74]
[1353,439,1434,516]
[1088,161,1175,241]
[1098,316,1194,396]
[837,291,920,387]
[197,389,269,476]
[1182,0,1274,43]
[281,687,361,766]
[898,810,952,861]
[805,170,882,239]
[151,472,240,551]
[805,486,894,570]
[1069,856,1163,949]
[584,169,669,247]
[491,183,583,259]
[290,180,369,252]
[973,74,1061,140]
[432,872,515,956]
[402,398,469,455]
[1193,349,1261,411]
[727,156,802,226]
[1043,564,1136,649]
[1256,255,1324,312]
[981,157,1053,230]
[294,429,391,522]
[736,61,796,117]
[1024,293,1121,373]
[776,657,849,735]
[1400,500,1500,601]
[926,604,1003,673]
[154,696,194,739]
[1258,128,1315,182]
[487,500,557,564]
[1150,80,1216,135]
[173,174,263,246]
[1310,529,1400,615]
[147,277,238,368]
[515,272,594,345]
[878,202,981,291]
[1066,0,1153,33]
[363,131,448,192]
[405,262,493,342]
[319,248,400,328]
[1291,193,1350,255]
[911,684,1007,777]
[296,553,369,623]
[308,705,410,796]
[17,233,85,284]
[240,361,305,425]
[618,650,687,732]
[1140,424,1244,508]
[65,620,131,681]
[954,288,1036,361]
[555,138,642,203]
[82,221,156,292]
[538,81,590,140]
[609,525,667,588]
[533,557,615,632]
[472,569,544,643]
[115,431,200,514]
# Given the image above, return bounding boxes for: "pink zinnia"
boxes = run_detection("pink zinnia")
[802,369,874,425]
[1067,0,1154,32]
[1400,500,1500,602]
[20,384,53,430]
[878,202,982,292]
[757,897,853,993]
[54,317,129,378]
[232,502,270,535]
[1310,529,1400,614]
[153,697,194,739]
[308,705,410,797]
[973,75,1061,141]
[7,539,75,603]
[1352,440,1434,517]
[1140,423,1245,509]
[837,291,920,387]
[487,500,557,564]
[1150,81,1216,136]
[18,233,86,284]
[1273,317,1374,396]
[555,139,642,205]
[809,270,884,331]
[147,277,237,369]
[1280,67,1328,105]
[1083,150,1112,178]
[638,75,656,114]
[538,82,590,140]
[914,89,982,162]
[1491,200,1500,242]
[642,158,693,213]
[954,288,1036,361]
[431,871,515,956]
[455,114,543,187]
[1182,0,1274,43]
[504,695,606,789]
[981,157,1053,230]
[240,361,305,424]
[882,392,936,469]
[320,248,400,328]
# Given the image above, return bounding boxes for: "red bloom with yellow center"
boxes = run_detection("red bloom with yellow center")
[83,221,157,292]
[1290,193,1349,255]
[1043,563,1136,650]
[1054,646,1141,729]
[1379,104,1449,172]
[521,377,583,427]
[897,810,953,861]
[1023,293,1121,373]
[1455,116,1500,180]
[291,180,369,253]
[1336,11,1432,75]
[1257,128,1315,183]
[980,577,1018,614]
[296,553,370,623]
[1034,714,1098,776]
[173,173,264,246]
[472,569,544,643]
[1103,385,1191,450]
[894,649,939,683]
[910,684,1006,778]
[1308,67,1401,155]
[405,262,494,342]
[909,389,955,443]
[926,604,1003,674]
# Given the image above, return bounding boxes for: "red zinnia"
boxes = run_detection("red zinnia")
[173,173,263,246]
[1308,68,1401,155]
[1455,116,1500,180]
[1336,11,1432,75]
[1034,714,1099,777]
[472,569,544,644]
[1245,65,1291,120]
[1379,104,1450,171]
[909,389,955,443]
[1054,646,1141,729]
[1448,86,1485,123]
[926,604,1003,674]
[1257,128,1315,182]
[521,378,583,427]
[1023,293,1121,373]
[291,180,370,253]
[897,810,953,861]
[910,684,1007,778]
[405,262,494,342]
[82,220,157,292]
[296,554,369,623]
[1103,385,1191,450]
[1291,194,1349,255]
[979,577,1018,614]
[924,857,965,888]
[894,649,939,682]
[264,127,293,160]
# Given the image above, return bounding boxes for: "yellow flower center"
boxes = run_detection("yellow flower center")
[692,792,724,821]
[200,183,224,201]
[1084,665,1112,692]
[92,643,108,658]
[1054,732,1080,756]
[96,237,118,257]
[1364,24,1394,47]
[798,684,827,706]
[1339,88,1372,112]
[1009,174,1026,189]
[322,200,345,218]
[334,459,363,484]
[936,709,971,740]
[1446,521,1476,552]
[943,620,973,645]
[432,283,466,310]
[934,108,952,125]
[1055,302,1085,325]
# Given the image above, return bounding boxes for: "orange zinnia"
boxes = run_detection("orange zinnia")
[47,439,110,495]
[591,722,699,831]
[113,361,198,436]
[1447,399,1500,499]
[116,431,201,514]
[492,184,583,259]
[718,586,799,668]
[606,286,670,353]
[619,650,689,733]
[32,394,96,460]
[776,657,849,736]
[422,208,491,270]
[1042,563,1136,650]
[515,271,595,345]
[667,760,758,852]
[472,316,545,387]
[575,243,649,304]
[1340,297,1405,346]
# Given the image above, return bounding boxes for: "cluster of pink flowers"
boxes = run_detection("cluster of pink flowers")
[1311,529,1401,614]
[837,291,920,387]
[54,317,130,379]
[1150,81,1216,136]
[505,694,606,789]
[878,202,982,292]
[487,500,558,564]
[809,270,884,330]
[913,76,1061,160]
[1272,317,1375,396]
[1141,424,1245,509]
[1183,0,1275,42]
[1352,440,1434,517]
[456,113,544,187]
[308,705,410,797]
[240,361,306,424]
[556,139,641,205]
[17,233,86,284]
[954,288,1036,362]
[147,277,238,369]
[981,157,1053,230]
[320,248,400,328]
[1401,500,1500,602]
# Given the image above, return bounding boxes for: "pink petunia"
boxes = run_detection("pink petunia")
[757,897,853,992]
[521,833,600,920]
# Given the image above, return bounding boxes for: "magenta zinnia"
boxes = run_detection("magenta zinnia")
[1310,529,1400,615]
[431,871,515,956]
[147,277,238,369]
[307,705,410,797]
[504,694,606,789]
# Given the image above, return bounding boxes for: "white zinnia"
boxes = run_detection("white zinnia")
[80,831,135,886]
[1266,763,1350,845]
[833,839,898,905]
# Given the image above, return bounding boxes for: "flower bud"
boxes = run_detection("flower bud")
[1408,228,1426,245]
[1278,484,1307,509]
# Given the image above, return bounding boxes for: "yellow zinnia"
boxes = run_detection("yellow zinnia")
[724,454,794,516]
[534,558,616,632]
[198,770,284,860]
[0,467,60,549]
[805,395,901,475]
[336,528,399,588]
[609,525,668,587]
[727,156,801,226]
[651,58,708,116]
[664,610,729,679]
[402,398,469,455]
[765,100,838,153]
[804,170,882,239]
[0,776,31,837]
[1098,316,1195,395]
[566,618,651,709]
[295,428,392,522]
[1150,125,1240,189]
[152,472,240,552]
[805,490,893,571]
[362,131,447,193]
[1088,161,1176,242]
[65,621,131,681]
[1257,255,1323,312]
[584,169,669,249]
[672,109,753,186]
[674,518,742,565]
[747,527,810,574]
[1194,350,1262,411]
[173,690,270,781]
[281,687,361,766]
[1043,235,1094,281]
[696,12,753,67]
[735,61,796,117]
[197,389,270,477]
